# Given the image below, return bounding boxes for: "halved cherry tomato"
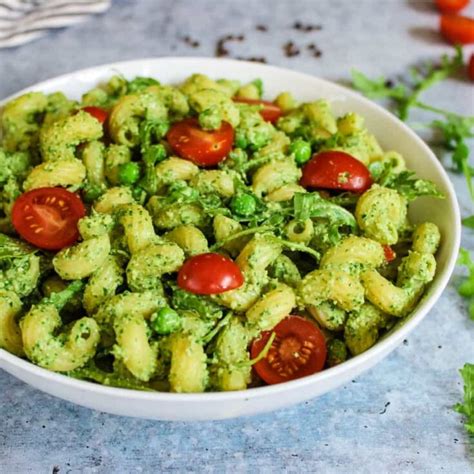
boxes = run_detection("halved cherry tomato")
[300,151,373,193]
[435,0,469,14]
[383,245,396,262]
[12,187,86,251]
[251,315,327,385]
[177,253,244,295]
[233,98,283,123]
[440,14,474,44]
[82,106,109,124]
[166,118,234,167]
[469,53,474,81]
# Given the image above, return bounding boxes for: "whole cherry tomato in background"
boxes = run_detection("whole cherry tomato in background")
[435,0,470,14]
[440,14,474,44]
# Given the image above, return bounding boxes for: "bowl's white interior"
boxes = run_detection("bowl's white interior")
[0,58,461,420]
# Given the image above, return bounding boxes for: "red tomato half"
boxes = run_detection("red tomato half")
[177,253,244,295]
[435,0,470,14]
[383,245,396,262]
[251,316,327,385]
[300,151,373,193]
[12,187,86,251]
[82,106,109,124]
[166,118,234,167]
[440,14,474,44]
[234,98,283,123]
[469,53,474,81]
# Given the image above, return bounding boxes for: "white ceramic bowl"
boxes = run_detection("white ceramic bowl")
[0,58,461,420]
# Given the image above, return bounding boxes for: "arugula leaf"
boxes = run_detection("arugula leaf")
[454,363,474,435]
[0,149,31,185]
[351,70,407,101]
[458,249,474,314]
[353,47,464,121]
[293,192,356,228]
[0,233,36,260]
[369,150,444,201]
[431,117,474,201]
[380,170,444,201]
[398,47,464,120]
[352,48,473,207]
[127,76,160,94]
[171,285,223,320]
[293,193,356,246]
[462,215,474,228]
[251,78,264,98]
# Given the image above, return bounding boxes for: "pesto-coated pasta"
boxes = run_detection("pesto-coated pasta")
[0,72,443,393]
[355,185,407,245]
[1,92,48,152]
[164,225,209,256]
[21,303,100,372]
[113,312,158,381]
[246,283,296,332]
[53,234,111,280]
[23,158,86,191]
[168,334,208,393]
[0,290,24,356]
[83,256,124,314]
[40,110,103,162]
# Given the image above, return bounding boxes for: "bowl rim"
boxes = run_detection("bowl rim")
[0,56,462,403]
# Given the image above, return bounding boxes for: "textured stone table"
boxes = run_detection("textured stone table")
[1,1,473,472]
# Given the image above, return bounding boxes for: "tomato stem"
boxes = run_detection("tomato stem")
[202,312,233,345]
[271,236,320,260]
[247,332,276,366]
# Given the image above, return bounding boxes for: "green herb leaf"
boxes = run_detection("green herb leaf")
[462,215,474,228]
[293,193,357,229]
[373,161,444,201]
[454,363,474,435]
[0,233,36,260]
[171,285,223,320]
[251,78,264,98]
[351,70,407,101]
[127,76,160,93]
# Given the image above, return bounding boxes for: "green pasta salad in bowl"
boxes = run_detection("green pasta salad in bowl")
[0,69,447,395]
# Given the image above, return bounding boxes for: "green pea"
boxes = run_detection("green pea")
[83,184,103,203]
[118,162,140,185]
[231,193,257,216]
[144,143,167,165]
[235,130,248,149]
[131,186,146,203]
[290,138,312,165]
[151,307,182,335]
[154,121,170,139]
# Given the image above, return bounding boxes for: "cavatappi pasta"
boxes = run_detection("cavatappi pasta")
[0,73,444,392]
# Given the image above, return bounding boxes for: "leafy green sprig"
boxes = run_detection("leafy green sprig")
[352,46,473,217]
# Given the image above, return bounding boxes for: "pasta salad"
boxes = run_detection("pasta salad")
[0,73,444,392]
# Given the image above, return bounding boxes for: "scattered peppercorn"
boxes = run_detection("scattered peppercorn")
[283,41,300,57]
[293,21,322,32]
[235,56,267,63]
[307,43,323,58]
[182,35,200,48]
[215,34,245,57]
[256,24,268,32]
